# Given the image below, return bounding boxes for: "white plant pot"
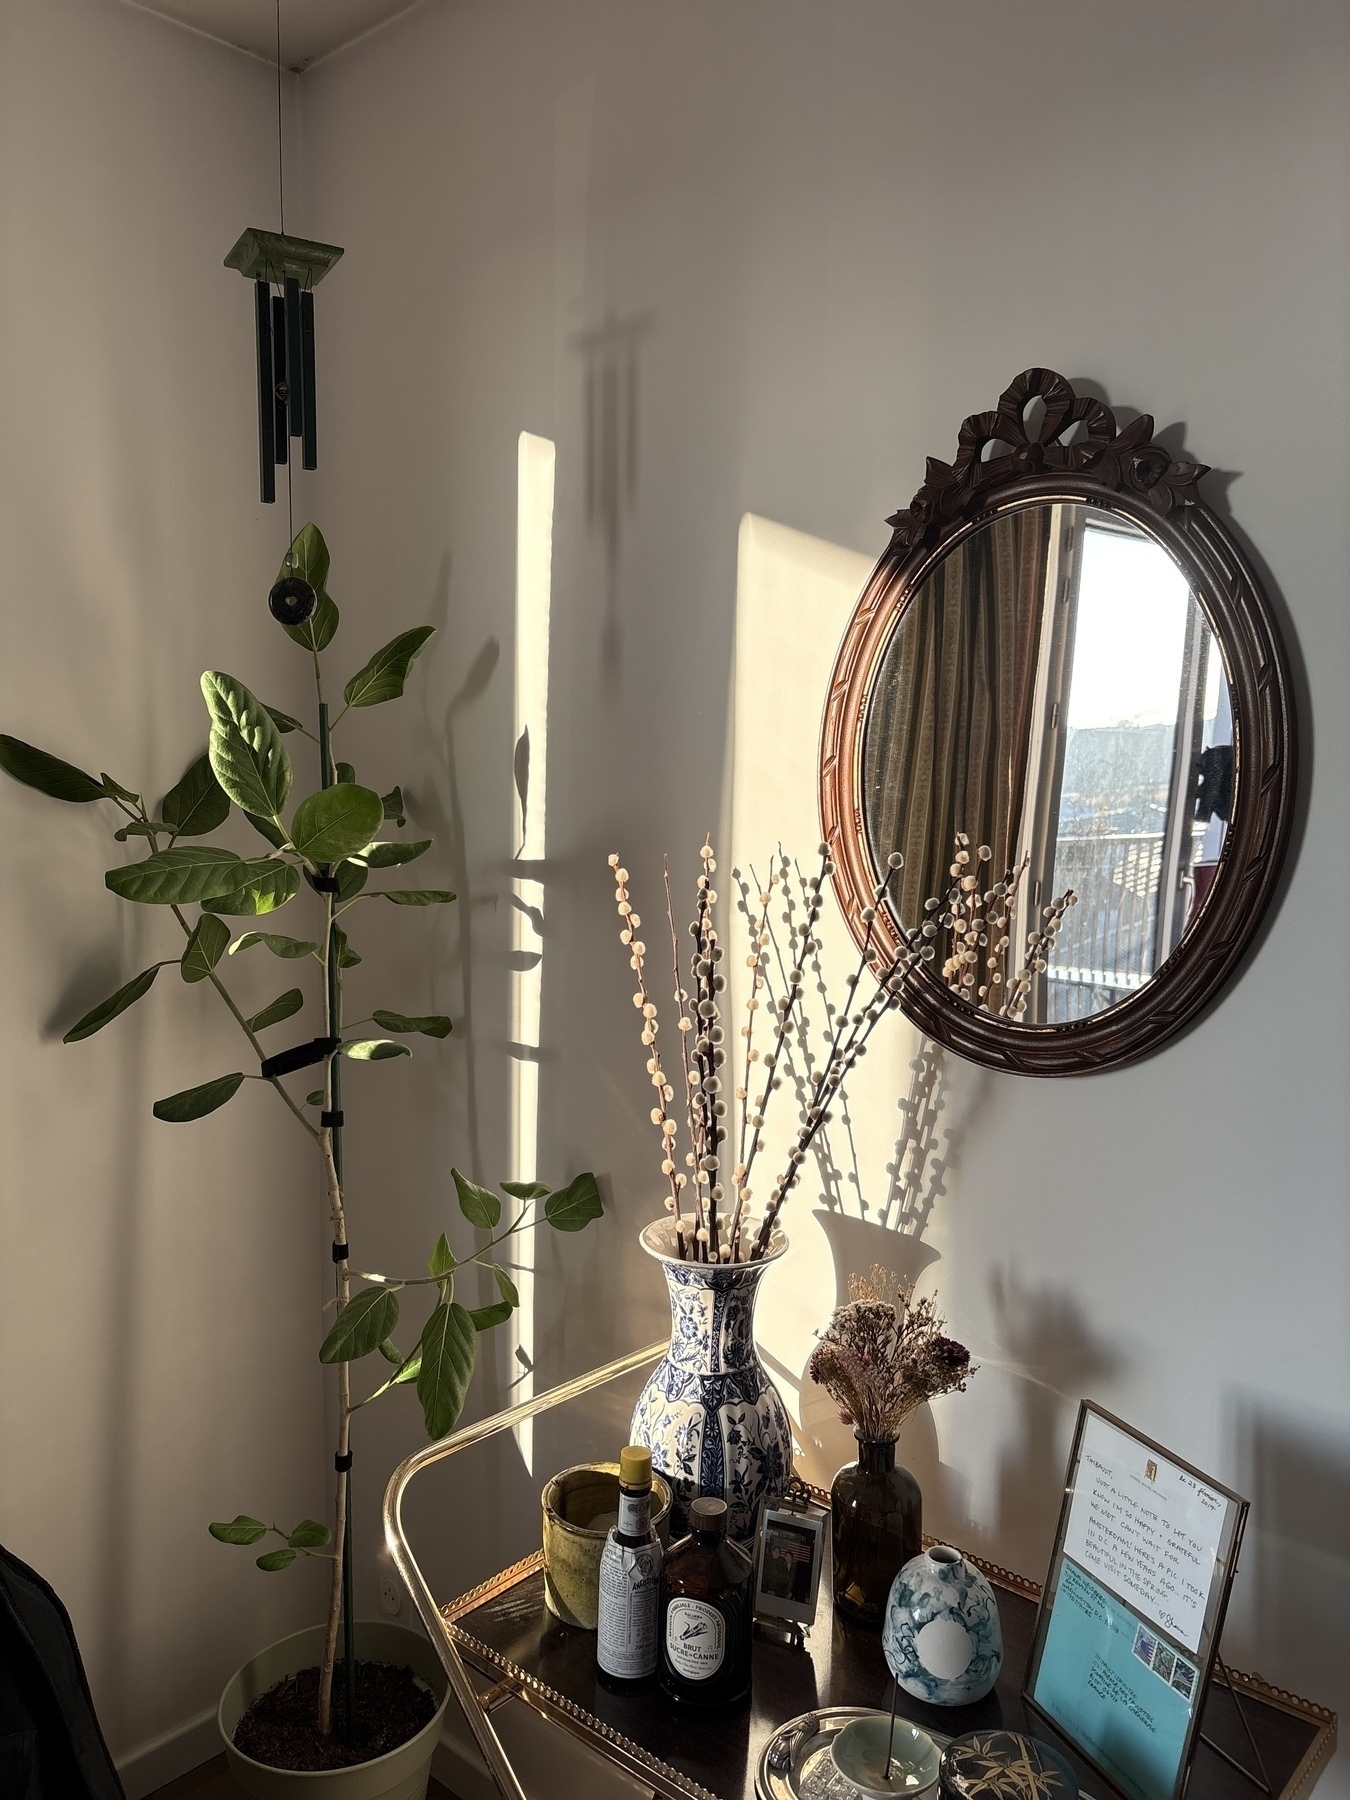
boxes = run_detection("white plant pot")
[218,1621,449,1800]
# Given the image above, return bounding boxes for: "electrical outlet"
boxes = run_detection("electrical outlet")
[378,1570,402,1617]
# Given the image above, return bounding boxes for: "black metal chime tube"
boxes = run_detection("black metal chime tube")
[253,280,275,504]
[271,294,288,466]
[300,289,318,470]
[284,277,304,443]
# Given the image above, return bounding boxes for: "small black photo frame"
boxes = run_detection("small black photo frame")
[752,1491,826,1630]
[1024,1403,1249,1800]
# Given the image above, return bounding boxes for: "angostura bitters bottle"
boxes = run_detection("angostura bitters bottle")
[596,1446,663,1687]
[659,1496,753,1708]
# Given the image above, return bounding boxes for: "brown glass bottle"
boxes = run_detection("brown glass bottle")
[659,1497,753,1709]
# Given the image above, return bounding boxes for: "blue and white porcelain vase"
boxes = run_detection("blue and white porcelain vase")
[629,1217,793,1542]
[883,1545,1004,1706]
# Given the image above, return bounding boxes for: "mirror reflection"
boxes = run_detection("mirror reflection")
[863,503,1234,1023]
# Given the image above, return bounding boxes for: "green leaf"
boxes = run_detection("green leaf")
[278,527,339,652]
[201,861,300,917]
[152,1071,245,1122]
[319,1287,400,1364]
[372,1010,452,1039]
[306,1089,324,1106]
[0,735,106,803]
[357,840,430,869]
[106,846,245,905]
[544,1171,604,1233]
[209,1515,266,1545]
[230,932,319,960]
[469,1302,513,1332]
[244,810,288,849]
[391,1350,421,1387]
[281,522,330,594]
[335,762,356,784]
[343,627,435,709]
[335,861,367,902]
[382,787,406,827]
[286,1519,330,1549]
[343,1038,410,1061]
[266,707,302,735]
[201,671,292,819]
[181,914,231,983]
[377,1338,404,1365]
[489,1265,520,1307]
[246,988,304,1032]
[160,753,230,837]
[453,1169,501,1229]
[380,890,456,906]
[290,784,384,865]
[428,1233,457,1277]
[64,965,164,1042]
[500,1181,549,1201]
[256,1549,297,1572]
[332,926,361,968]
[417,1301,476,1439]
[113,820,165,841]
[100,773,140,804]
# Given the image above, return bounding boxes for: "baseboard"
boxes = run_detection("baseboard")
[116,1706,222,1800]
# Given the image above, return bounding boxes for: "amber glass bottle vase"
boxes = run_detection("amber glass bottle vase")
[659,1497,753,1708]
[830,1437,921,1627]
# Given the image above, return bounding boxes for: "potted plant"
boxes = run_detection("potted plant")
[0,523,601,1796]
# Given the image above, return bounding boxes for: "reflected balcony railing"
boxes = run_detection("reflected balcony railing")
[1046,831,1165,1021]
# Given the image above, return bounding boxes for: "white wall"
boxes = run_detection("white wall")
[301,2,1350,1787]
[0,1,331,1785]
[4,0,1348,1791]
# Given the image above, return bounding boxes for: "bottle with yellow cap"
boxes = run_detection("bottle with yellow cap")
[597,1446,664,1686]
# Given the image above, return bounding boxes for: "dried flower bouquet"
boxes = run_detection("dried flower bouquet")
[809,1265,974,1441]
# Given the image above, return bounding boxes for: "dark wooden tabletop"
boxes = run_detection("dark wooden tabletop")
[444,1553,1334,1800]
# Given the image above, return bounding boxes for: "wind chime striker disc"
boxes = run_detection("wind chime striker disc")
[269,576,318,624]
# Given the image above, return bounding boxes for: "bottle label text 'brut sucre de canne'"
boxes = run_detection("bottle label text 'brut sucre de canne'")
[665,1597,725,1679]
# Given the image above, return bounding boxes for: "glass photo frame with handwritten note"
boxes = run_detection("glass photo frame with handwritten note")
[1025,1403,1248,1800]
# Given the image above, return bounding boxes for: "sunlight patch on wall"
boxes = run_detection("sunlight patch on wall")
[722,514,928,1489]
[509,430,555,1474]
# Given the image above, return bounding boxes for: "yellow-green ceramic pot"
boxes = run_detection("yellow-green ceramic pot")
[540,1461,672,1628]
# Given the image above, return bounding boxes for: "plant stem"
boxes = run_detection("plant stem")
[314,701,355,1741]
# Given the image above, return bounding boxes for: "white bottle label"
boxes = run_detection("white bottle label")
[597,1534,663,1679]
[617,1490,650,1540]
[664,1597,725,1681]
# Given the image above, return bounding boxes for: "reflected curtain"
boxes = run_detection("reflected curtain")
[865,509,1052,929]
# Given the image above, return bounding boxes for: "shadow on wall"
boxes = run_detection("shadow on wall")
[572,308,653,689]
[989,1267,1121,1577]
[1226,1389,1350,1724]
[792,1042,982,1530]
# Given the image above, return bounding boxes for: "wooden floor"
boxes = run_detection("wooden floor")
[144,1753,456,1798]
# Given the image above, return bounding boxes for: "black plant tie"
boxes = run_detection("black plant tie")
[312,873,341,894]
[260,1035,341,1078]
[331,1242,349,1262]
[335,1452,353,1472]
[321,1110,344,1128]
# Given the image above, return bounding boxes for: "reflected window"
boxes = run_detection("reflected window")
[863,502,1233,1024]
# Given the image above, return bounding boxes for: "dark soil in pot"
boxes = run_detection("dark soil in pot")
[232,1658,437,1771]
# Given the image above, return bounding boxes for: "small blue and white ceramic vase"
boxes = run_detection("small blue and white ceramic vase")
[629,1217,793,1542]
[883,1545,1003,1706]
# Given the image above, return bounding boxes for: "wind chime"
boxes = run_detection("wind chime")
[224,227,343,512]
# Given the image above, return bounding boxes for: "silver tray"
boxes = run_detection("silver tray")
[757,1707,953,1800]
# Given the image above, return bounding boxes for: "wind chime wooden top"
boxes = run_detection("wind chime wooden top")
[225,228,345,504]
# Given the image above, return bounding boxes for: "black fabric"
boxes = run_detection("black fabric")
[0,1544,124,1800]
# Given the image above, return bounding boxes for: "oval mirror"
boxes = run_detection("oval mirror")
[821,369,1295,1074]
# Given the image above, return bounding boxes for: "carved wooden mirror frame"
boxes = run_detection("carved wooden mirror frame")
[820,368,1295,1075]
